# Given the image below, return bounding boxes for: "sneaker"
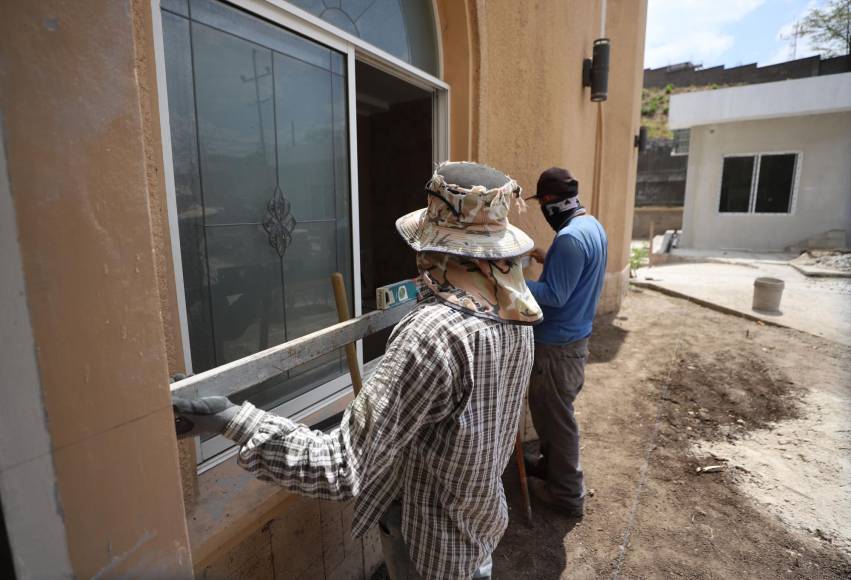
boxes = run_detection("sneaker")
[527,476,585,519]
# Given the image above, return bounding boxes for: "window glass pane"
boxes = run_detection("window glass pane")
[190,0,332,70]
[755,154,796,213]
[162,0,189,17]
[162,0,352,415]
[288,0,438,75]
[193,24,276,225]
[275,53,337,220]
[719,156,754,213]
[162,11,216,372]
[283,221,341,340]
[355,0,410,62]
[399,0,439,76]
[205,225,286,362]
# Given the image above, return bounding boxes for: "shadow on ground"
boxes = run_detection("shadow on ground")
[587,313,629,363]
[496,455,580,579]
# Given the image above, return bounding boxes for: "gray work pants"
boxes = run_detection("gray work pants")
[378,502,493,580]
[527,339,589,509]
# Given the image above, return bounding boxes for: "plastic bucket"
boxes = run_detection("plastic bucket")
[752,277,785,312]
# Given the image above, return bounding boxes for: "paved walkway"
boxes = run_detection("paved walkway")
[635,260,851,346]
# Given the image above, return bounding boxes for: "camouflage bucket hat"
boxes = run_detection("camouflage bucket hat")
[396,161,534,259]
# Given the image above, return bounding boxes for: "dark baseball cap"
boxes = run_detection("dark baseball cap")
[526,167,579,200]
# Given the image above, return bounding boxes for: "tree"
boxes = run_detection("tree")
[796,0,851,57]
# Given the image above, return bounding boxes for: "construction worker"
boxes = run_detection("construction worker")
[523,167,608,518]
[173,162,542,579]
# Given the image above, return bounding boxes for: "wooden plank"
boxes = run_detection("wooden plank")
[171,302,415,400]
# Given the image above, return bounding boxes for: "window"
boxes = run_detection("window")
[671,129,689,156]
[158,0,447,466]
[718,153,798,214]
[287,0,439,75]
[162,0,352,434]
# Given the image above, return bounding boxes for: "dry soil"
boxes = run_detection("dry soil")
[495,287,851,579]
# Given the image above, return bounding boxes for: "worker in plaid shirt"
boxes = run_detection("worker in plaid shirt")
[174,162,542,579]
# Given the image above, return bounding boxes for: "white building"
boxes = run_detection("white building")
[669,72,851,251]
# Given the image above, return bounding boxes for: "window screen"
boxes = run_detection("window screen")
[754,154,796,213]
[719,156,754,213]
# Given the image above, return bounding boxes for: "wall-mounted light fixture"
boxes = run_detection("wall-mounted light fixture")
[634,126,648,152]
[582,38,610,102]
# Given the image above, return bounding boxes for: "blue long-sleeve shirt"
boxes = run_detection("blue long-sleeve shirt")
[526,216,608,345]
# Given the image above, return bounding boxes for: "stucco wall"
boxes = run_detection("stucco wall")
[473,0,646,313]
[0,1,192,576]
[680,112,851,251]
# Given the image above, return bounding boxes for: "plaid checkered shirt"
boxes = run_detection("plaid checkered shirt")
[224,300,534,579]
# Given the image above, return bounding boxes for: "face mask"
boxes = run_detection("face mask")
[541,196,586,232]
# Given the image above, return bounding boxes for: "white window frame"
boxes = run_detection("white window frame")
[150,0,450,469]
[716,151,802,216]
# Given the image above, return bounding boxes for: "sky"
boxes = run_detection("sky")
[644,0,826,70]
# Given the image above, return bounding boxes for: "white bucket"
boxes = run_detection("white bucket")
[752,277,785,313]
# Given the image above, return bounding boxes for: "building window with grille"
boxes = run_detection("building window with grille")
[718,153,798,214]
[671,129,690,156]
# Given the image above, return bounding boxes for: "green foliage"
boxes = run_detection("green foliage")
[630,244,649,275]
[796,0,851,56]
[664,83,674,95]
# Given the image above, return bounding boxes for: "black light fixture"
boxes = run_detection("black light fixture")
[634,126,648,152]
[582,38,610,102]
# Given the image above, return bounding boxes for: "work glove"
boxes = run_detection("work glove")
[172,396,239,439]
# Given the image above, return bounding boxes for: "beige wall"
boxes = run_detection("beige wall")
[0,1,191,577]
[470,0,646,313]
[681,112,851,251]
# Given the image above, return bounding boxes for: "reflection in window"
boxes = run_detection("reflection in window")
[288,0,439,75]
[161,0,352,413]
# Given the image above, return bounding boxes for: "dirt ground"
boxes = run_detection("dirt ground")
[494,287,851,579]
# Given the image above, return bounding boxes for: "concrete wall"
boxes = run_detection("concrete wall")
[632,206,684,239]
[680,112,851,251]
[635,142,687,208]
[644,54,851,89]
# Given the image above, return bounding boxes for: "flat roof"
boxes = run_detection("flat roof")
[669,71,851,129]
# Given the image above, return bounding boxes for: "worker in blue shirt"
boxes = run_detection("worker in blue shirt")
[524,167,608,518]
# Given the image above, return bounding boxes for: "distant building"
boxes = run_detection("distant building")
[669,72,851,252]
[634,55,851,239]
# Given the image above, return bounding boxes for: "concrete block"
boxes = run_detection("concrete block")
[295,557,326,580]
[325,544,364,580]
[362,526,385,577]
[200,524,273,580]
[319,500,346,572]
[340,502,358,556]
[269,497,323,579]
